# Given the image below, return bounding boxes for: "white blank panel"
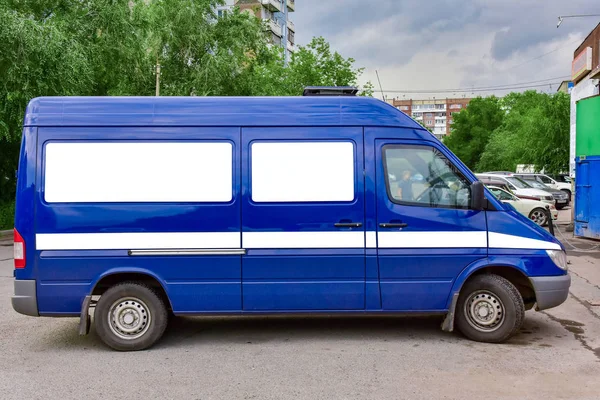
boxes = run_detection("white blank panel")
[251,141,355,202]
[44,142,233,203]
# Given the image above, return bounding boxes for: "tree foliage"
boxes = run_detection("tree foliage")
[476,91,570,173]
[444,91,570,174]
[229,36,371,96]
[443,96,504,169]
[0,0,371,204]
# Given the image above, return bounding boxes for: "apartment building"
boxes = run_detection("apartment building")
[219,0,295,61]
[388,97,471,140]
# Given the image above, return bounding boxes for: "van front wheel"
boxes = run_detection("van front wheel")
[455,274,524,343]
[94,282,168,351]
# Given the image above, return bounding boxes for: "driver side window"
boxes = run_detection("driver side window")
[384,145,471,209]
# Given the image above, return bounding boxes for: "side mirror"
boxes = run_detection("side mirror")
[470,181,485,211]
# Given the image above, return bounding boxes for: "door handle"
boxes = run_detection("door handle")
[334,222,363,228]
[379,222,408,228]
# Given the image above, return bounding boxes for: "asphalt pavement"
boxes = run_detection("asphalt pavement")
[0,209,599,400]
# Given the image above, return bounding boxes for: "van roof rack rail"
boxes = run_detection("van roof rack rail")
[302,86,359,96]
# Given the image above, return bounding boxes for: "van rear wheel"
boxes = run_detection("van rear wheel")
[94,282,168,351]
[455,274,524,343]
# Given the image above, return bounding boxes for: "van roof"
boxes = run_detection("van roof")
[24,96,429,133]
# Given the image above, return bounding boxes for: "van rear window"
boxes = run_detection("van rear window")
[43,142,233,203]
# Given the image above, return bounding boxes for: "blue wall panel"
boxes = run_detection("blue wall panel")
[575,156,600,239]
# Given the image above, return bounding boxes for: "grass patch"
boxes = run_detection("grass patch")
[0,200,15,231]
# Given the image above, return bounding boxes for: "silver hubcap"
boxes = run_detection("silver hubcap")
[464,290,505,332]
[108,297,151,340]
[530,210,547,225]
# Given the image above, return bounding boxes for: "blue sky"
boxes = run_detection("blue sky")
[292,1,600,99]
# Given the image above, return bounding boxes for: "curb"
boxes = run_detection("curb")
[0,229,12,239]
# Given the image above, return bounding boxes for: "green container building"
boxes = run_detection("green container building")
[575,95,600,239]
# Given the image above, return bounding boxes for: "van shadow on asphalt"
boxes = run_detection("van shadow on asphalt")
[36,314,561,351]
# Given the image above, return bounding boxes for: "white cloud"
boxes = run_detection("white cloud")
[292,0,599,99]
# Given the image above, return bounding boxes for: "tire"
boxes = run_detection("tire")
[556,204,566,210]
[528,207,548,226]
[94,282,168,351]
[455,274,525,343]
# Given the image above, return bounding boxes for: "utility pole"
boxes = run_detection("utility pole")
[375,70,386,102]
[155,55,161,96]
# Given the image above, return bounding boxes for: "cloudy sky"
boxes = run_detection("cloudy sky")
[293,1,600,99]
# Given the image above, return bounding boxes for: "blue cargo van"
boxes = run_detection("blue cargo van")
[12,90,570,351]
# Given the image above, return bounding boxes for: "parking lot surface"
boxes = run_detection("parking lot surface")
[1,210,599,400]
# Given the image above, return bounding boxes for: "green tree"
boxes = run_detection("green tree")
[443,96,504,170]
[477,91,570,173]
[519,92,570,173]
[233,36,372,96]
[476,120,523,172]
[0,1,94,201]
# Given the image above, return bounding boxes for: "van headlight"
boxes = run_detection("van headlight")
[546,250,568,270]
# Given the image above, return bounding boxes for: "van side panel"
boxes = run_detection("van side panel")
[14,127,37,281]
[34,127,242,314]
[36,255,242,314]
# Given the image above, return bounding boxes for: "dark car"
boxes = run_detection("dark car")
[548,174,572,184]
[513,176,570,209]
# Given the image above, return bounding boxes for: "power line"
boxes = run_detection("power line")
[380,76,570,94]
[501,38,582,72]
[383,82,564,94]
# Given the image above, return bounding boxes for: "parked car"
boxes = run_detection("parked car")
[514,178,569,210]
[483,171,513,175]
[482,179,513,193]
[476,174,555,206]
[548,174,572,184]
[512,173,572,201]
[487,186,558,226]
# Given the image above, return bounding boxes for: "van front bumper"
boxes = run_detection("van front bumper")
[11,279,39,316]
[530,274,571,311]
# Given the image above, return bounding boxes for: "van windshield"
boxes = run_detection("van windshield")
[505,176,531,189]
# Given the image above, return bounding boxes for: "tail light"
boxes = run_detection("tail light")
[14,228,26,269]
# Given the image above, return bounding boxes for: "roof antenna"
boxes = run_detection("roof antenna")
[375,70,386,101]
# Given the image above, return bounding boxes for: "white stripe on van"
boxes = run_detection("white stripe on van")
[35,231,560,251]
[488,232,561,250]
[377,231,488,248]
[36,232,241,251]
[242,231,365,249]
[366,231,377,248]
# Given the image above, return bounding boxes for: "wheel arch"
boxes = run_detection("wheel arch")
[90,268,173,311]
[442,259,536,332]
